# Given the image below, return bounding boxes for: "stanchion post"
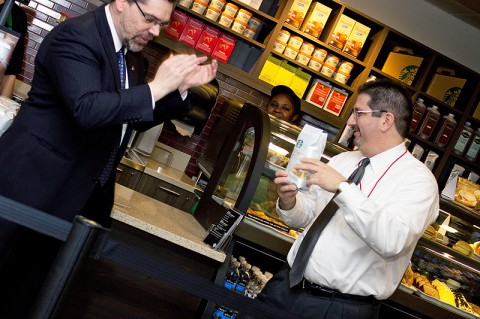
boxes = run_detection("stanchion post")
[29,215,108,319]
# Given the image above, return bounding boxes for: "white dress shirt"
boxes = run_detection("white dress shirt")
[277,143,439,299]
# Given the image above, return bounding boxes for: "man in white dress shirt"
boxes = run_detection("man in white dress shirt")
[260,79,439,318]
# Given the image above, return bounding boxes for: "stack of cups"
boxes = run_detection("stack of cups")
[218,2,238,28]
[334,61,354,84]
[272,29,290,54]
[232,8,252,34]
[308,48,327,71]
[284,35,303,60]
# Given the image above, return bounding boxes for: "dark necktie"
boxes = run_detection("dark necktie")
[99,49,126,186]
[289,157,370,287]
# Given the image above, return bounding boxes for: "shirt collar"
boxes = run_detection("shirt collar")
[105,4,124,53]
[368,142,407,174]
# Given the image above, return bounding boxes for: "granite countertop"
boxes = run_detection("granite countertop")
[143,159,199,193]
[112,183,225,263]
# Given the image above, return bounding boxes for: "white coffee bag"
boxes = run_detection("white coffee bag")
[286,124,328,190]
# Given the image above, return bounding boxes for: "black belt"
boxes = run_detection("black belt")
[302,279,376,303]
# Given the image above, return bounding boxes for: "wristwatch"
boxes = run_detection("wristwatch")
[337,180,353,193]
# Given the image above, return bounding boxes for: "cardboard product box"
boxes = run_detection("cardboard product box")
[300,2,332,38]
[290,68,312,98]
[286,0,313,29]
[426,69,466,107]
[258,55,283,84]
[273,60,297,86]
[343,22,370,58]
[323,87,349,116]
[473,101,480,120]
[163,10,189,40]
[328,14,356,50]
[211,33,236,63]
[249,0,263,10]
[227,41,251,69]
[381,50,423,85]
[195,26,221,55]
[179,17,205,47]
[242,46,262,72]
[305,78,332,108]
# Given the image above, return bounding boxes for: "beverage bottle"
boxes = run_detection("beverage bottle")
[465,128,480,162]
[223,257,239,290]
[453,122,474,155]
[410,98,426,132]
[434,113,456,148]
[234,262,251,294]
[418,105,441,140]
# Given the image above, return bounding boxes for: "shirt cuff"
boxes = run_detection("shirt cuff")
[180,90,188,101]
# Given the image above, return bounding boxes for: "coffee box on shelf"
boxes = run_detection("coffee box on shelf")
[290,68,312,98]
[179,17,205,47]
[195,26,221,55]
[381,48,423,85]
[273,60,298,86]
[328,14,356,50]
[426,68,466,107]
[211,33,236,62]
[300,2,332,38]
[323,87,349,116]
[305,79,332,108]
[163,10,189,40]
[258,54,283,85]
[343,22,370,58]
[286,0,313,29]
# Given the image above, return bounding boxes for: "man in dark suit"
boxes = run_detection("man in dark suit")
[0,0,217,317]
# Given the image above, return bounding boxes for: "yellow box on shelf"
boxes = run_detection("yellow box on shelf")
[273,60,297,86]
[290,68,312,98]
[300,2,332,38]
[258,55,283,85]
[426,68,466,107]
[381,47,423,85]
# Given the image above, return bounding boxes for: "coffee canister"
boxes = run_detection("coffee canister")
[312,48,327,62]
[223,2,239,17]
[287,36,303,50]
[320,64,335,77]
[218,12,235,28]
[191,0,208,14]
[247,17,262,31]
[205,6,222,21]
[284,45,299,60]
[243,27,257,38]
[308,57,323,71]
[209,0,226,11]
[337,61,354,74]
[295,51,311,66]
[231,19,248,34]
[324,54,340,68]
[333,69,350,84]
[277,29,291,44]
[272,39,287,54]
[299,42,315,57]
[236,8,252,24]
[178,0,193,8]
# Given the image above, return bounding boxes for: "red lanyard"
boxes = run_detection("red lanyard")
[360,149,408,198]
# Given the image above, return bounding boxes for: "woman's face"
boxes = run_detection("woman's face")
[266,93,298,123]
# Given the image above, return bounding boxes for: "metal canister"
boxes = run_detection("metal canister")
[272,39,287,54]
[295,51,311,66]
[247,17,262,31]
[320,63,335,77]
[277,29,291,44]
[236,8,252,24]
[205,6,222,21]
[209,0,226,11]
[218,12,235,28]
[308,56,323,71]
[299,42,315,56]
[223,2,239,17]
[337,61,354,74]
[284,45,299,60]
[231,19,247,34]
[333,70,350,84]
[191,0,208,14]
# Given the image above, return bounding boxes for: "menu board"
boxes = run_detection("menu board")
[203,208,244,250]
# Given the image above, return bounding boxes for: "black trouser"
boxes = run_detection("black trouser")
[258,265,381,319]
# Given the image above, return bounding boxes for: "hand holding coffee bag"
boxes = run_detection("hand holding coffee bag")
[286,124,328,190]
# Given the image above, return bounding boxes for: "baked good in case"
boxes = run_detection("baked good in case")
[453,240,473,256]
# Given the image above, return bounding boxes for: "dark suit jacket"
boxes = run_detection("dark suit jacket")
[0,5,191,224]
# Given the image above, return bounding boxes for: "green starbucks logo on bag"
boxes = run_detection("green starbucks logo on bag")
[443,87,462,106]
[399,65,418,84]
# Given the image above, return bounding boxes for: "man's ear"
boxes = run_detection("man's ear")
[380,112,395,133]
